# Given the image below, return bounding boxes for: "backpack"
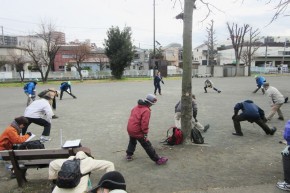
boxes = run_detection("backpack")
[18,140,45,150]
[191,127,204,144]
[56,158,89,189]
[165,127,183,145]
[23,83,29,90]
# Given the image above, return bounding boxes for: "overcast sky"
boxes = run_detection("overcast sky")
[0,0,289,49]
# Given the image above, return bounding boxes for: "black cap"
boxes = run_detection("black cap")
[89,171,126,192]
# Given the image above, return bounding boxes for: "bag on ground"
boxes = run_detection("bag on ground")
[18,140,45,150]
[191,127,204,144]
[56,158,89,189]
[165,127,183,145]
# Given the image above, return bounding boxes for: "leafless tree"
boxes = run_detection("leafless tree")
[240,27,261,76]
[175,0,216,142]
[268,0,290,22]
[226,22,250,76]
[23,22,61,82]
[205,19,217,74]
[0,56,8,71]
[70,43,91,82]
[8,50,27,82]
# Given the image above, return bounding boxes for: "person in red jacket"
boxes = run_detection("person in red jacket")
[125,94,168,165]
[0,116,32,150]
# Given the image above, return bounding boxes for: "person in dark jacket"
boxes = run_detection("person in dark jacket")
[59,81,77,100]
[154,71,164,95]
[253,75,266,94]
[232,100,277,136]
[23,79,38,106]
[125,94,168,165]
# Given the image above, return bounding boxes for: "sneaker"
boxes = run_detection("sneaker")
[278,117,285,121]
[270,127,277,135]
[126,155,133,161]
[52,115,59,119]
[232,132,243,136]
[285,97,289,103]
[218,91,221,93]
[40,136,51,143]
[276,181,290,191]
[204,124,210,133]
[156,157,168,165]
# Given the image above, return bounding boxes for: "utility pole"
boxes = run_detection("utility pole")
[153,0,156,58]
[1,26,4,45]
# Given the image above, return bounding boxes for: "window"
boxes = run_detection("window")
[62,54,75,59]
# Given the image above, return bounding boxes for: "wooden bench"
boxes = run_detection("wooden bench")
[0,147,91,187]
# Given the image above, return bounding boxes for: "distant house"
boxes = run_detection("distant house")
[54,45,110,72]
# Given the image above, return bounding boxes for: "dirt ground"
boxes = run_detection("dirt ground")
[0,75,289,193]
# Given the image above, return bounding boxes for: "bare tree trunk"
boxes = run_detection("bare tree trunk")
[181,0,195,143]
[76,62,83,82]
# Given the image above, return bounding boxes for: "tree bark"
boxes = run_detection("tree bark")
[181,0,195,143]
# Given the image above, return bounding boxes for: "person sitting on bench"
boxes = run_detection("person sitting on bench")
[0,116,32,151]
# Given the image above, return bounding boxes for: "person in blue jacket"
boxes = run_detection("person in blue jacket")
[232,100,277,136]
[253,75,266,94]
[23,78,38,106]
[60,81,77,100]
[154,71,164,95]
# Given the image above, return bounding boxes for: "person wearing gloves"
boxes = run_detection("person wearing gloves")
[22,96,54,143]
[125,94,168,165]
[175,94,210,132]
[154,71,164,95]
[232,100,277,136]
[252,75,266,94]
[89,171,127,193]
[277,120,290,191]
[49,149,115,193]
[204,79,221,93]
[264,83,286,121]
[0,116,31,150]
[60,81,77,100]
[23,78,38,106]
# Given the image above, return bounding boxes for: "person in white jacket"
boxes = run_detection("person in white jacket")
[22,97,54,142]
[264,83,285,121]
[49,150,115,193]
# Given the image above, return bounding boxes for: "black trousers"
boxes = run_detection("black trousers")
[60,90,76,99]
[126,136,159,162]
[154,83,161,94]
[283,154,290,183]
[22,117,51,136]
[233,115,272,134]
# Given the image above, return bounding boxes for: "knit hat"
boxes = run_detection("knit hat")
[90,171,126,192]
[264,82,269,87]
[144,94,157,105]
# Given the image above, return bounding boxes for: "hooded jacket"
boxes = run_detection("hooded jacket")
[49,151,115,193]
[0,121,30,150]
[234,100,264,121]
[127,100,151,138]
[24,81,37,95]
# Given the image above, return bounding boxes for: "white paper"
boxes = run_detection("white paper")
[25,133,36,142]
[62,139,81,148]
